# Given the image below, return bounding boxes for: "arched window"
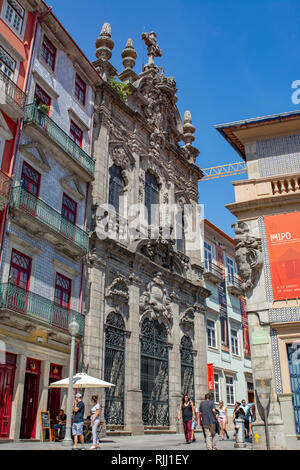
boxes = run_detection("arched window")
[141,318,169,426]
[145,171,159,226]
[109,165,125,214]
[180,336,194,401]
[104,312,126,425]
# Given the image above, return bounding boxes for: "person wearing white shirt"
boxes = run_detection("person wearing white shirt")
[90,395,101,449]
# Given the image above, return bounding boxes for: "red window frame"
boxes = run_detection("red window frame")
[61,193,77,225]
[34,84,51,108]
[69,121,83,147]
[74,74,86,106]
[41,35,57,71]
[54,273,72,310]
[9,249,32,290]
[21,161,41,197]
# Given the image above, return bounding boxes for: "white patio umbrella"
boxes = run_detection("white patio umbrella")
[49,372,115,389]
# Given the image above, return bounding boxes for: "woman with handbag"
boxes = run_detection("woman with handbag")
[177,395,195,444]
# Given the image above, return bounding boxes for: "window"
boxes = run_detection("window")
[0,46,16,78]
[231,328,239,356]
[5,0,25,34]
[175,208,185,252]
[21,161,41,197]
[109,165,125,215]
[227,257,235,283]
[34,84,51,107]
[54,273,71,309]
[74,74,86,105]
[212,373,220,404]
[207,319,216,349]
[225,376,235,405]
[204,242,213,269]
[145,171,159,226]
[9,249,31,289]
[62,193,77,225]
[41,35,57,71]
[69,121,83,147]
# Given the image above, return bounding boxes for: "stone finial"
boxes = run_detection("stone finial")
[95,22,114,61]
[182,111,196,145]
[122,38,137,70]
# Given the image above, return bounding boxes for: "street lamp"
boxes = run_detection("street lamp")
[62,316,79,446]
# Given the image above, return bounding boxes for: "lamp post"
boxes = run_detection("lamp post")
[62,316,79,446]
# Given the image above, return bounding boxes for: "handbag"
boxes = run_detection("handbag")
[215,416,220,435]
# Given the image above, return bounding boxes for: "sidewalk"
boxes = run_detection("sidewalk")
[0,431,252,451]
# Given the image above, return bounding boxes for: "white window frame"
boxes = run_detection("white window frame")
[231,328,240,356]
[204,241,213,269]
[225,375,235,405]
[207,318,217,349]
[227,256,235,283]
[0,45,17,80]
[1,0,27,39]
[213,372,221,404]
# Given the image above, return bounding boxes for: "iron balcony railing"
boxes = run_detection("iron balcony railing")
[24,103,95,176]
[0,282,85,335]
[11,186,89,253]
[227,274,243,291]
[204,260,224,279]
[0,170,12,203]
[0,69,26,111]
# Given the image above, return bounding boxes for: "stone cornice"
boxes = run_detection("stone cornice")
[226,193,300,218]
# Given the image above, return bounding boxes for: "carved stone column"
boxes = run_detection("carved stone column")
[194,304,208,406]
[124,276,144,434]
[168,299,181,432]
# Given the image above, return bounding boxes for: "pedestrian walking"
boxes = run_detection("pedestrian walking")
[177,395,195,444]
[240,399,250,438]
[198,393,218,450]
[72,393,85,450]
[217,401,229,440]
[90,395,101,450]
[249,404,256,438]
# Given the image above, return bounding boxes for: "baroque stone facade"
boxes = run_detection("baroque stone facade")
[83,25,210,434]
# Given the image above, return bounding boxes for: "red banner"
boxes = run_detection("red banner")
[207,363,214,391]
[265,212,300,301]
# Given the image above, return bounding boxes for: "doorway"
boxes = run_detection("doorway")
[20,359,41,439]
[0,353,16,439]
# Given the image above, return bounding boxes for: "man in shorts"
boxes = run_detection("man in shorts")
[72,393,85,450]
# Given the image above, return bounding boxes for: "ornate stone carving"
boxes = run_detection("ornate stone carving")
[95,23,114,61]
[106,275,129,303]
[139,272,172,329]
[232,221,263,292]
[179,307,195,332]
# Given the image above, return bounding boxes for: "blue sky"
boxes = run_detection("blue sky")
[48,0,300,237]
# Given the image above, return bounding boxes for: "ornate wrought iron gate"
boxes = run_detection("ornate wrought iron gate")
[287,343,300,435]
[141,318,169,426]
[180,335,195,402]
[104,312,125,425]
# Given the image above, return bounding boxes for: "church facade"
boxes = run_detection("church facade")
[83,25,210,434]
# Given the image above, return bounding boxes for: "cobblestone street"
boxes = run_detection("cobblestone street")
[0,431,252,451]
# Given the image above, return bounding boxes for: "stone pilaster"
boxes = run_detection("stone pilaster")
[124,280,144,434]
[168,300,181,431]
[194,307,208,406]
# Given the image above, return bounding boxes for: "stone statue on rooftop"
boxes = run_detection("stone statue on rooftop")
[142,31,162,66]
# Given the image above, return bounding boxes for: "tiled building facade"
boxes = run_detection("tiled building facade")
[203,219,252,428]
[217,111,300,449]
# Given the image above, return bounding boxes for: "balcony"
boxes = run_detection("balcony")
[0,282,85,336]
[227,274,243,296]
[203,260,224,284]
[0,170,12,210]
[10,186,89,258]
[0,69,26,120]
[23,104,95,181]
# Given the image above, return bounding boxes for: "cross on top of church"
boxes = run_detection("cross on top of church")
[142,31,162,66]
